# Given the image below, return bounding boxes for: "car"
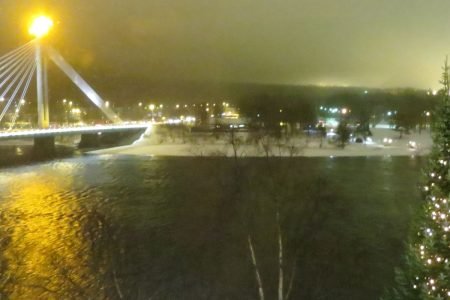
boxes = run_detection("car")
[383,137,393,145]
[408,141,417,149]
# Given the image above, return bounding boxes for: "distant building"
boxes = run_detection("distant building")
[210,106,249,129]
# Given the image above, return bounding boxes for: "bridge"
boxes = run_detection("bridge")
[0,16,151,153]
[0,124,151,140]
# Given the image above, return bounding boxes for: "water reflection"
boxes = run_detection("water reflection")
[0,156,425,299]
[0,175,117,299]
[14,147,23,156]
[0,144,76,168]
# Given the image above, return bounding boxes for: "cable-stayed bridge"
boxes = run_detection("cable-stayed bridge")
[0,38,151,151]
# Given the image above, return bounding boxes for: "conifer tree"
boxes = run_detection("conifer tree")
[385,59,450,299]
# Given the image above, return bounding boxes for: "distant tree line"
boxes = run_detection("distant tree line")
[236,88,438,134]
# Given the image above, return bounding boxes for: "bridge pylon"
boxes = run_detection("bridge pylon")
[35,40,49,129]
[0,16,122,130]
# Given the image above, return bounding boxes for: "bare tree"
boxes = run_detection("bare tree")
[225,128,305,300]
[228,128,243,160]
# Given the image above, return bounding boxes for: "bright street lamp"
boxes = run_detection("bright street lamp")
[29,16,54,39]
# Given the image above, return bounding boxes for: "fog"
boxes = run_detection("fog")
[1,0,450,90]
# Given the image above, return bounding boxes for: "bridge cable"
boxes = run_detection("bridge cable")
[0,41,33,66]
[0,43,33,74]
[0,60,35,124]
[0,40,33,61]
[0,54,34,101]
[0,46,34,79]
[9,63,36,128]
[0,57,34,122]
[0,55,33,99]
[0,59,35,123]
[47,46,122,123]
[0,49,34,93]
[0,52,33,112]
[0,47,34,87]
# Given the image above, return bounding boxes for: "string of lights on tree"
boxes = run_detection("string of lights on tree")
[386,60,450,300]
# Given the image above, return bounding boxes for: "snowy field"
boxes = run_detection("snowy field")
[90,127,433,158]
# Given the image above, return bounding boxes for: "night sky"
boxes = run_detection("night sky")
[1,0,450,89]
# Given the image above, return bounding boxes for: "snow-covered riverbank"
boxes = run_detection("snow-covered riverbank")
[90,128,433,157]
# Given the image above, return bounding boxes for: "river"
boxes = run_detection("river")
[0,153,424,299]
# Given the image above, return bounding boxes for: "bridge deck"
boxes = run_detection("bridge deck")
[0,123,151,140]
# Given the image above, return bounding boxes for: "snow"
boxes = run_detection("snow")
[89,127,433,158]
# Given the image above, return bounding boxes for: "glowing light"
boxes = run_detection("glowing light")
[0,124,152,139]
[29,16,54,38]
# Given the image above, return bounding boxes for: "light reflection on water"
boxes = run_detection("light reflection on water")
[0,163,119,299]
[0,156,425,299]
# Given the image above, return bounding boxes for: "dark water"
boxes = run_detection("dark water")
[0,155,424,299]
[0,144,77,168]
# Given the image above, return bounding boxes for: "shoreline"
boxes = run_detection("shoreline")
[90,128,433,158]
[89,143,430,158]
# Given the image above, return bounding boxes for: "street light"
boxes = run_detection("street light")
[149,104,155,121]
[29,16,54,38]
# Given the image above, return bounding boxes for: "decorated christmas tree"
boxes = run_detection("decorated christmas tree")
[385,60,450,299]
